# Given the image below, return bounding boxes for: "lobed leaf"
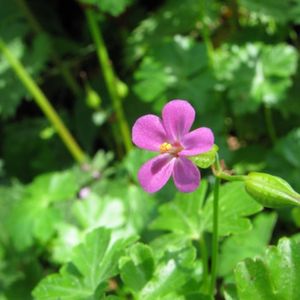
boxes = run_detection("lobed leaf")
[203,182,263,236]
[219,212,277,277]
[33,227,134,299]
[235,237,300,300]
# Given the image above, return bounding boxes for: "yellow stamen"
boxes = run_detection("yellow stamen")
[160,142,172,153]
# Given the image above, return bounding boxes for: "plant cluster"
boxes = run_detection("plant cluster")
[1,0,300,299]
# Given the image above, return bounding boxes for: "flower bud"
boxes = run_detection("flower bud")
[189,144,219,169]
[85,82,102,109]
[244,172,300,208]
[116,78,129,98]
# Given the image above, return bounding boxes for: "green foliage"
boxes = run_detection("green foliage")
[151,181,262,239]
[267,128,300,190]
[235,237,300,300]
[33,227,135,299]
[189,144,219,169]
[1,0,300,298]
[80,0,133,16]
[7,171,77,250]
[239,0,300,24]
[120,241,197,299]
[203,182,262,236]
[133,37,214,111]
[219,212,277,278]
[127,0,208,61]
[150,180,208,240]
[0,34,50,118]
[215,43,298,115]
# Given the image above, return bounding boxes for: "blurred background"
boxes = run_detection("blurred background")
[1,0,300,184]
[1,0,300,299]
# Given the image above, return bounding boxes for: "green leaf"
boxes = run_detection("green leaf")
[33,227,133,299]
[203,182,263,236]
[80,0,133,16]
[133,57,170,103]
[267,128,300,190]
[127,0,220,62]
[72,193,126,230]
[119,238,197,300]
[133,38,214,111]
[215,43,298,114]
[219,213,277,277]
[51,223,82,264]
[239,0,300,24]
[189,144,219,169]
[150,180,208,239]
[139,245,196,300]
[101,183,155,236]
[235,237,300,300]
[119,243,155,292]
[27,171,78,203]
[151,181,262,238]
[32,265,92,300]
[7,171,78,250]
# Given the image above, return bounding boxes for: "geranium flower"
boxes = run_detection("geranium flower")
[132,99,214,193]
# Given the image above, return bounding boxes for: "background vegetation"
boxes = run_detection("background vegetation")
[1,0,300,299]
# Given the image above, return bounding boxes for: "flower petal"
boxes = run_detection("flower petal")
[138,154,175,193]
[162,100,195,142]
[173,157,200,192]
[180,127,214,156]
[132,115,167,151]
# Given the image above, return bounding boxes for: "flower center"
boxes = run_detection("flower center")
[159,142,183,156]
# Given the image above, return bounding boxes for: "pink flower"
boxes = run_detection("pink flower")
[132,100,214,193]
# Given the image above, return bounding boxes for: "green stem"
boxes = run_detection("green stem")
[85,8,132,153]
[0,37,86,163]
[199,235,209,292]
[216,172,246,182]
[210,175,220,298]
[264,104,277,144]
[200,0,215,68]
[213,154,246,182]
[15,0,82,97]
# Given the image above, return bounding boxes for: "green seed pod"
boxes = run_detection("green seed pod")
[85,82,102,109]
[116,78,128,98]
[245,172,300,208]
[189,144,219,169]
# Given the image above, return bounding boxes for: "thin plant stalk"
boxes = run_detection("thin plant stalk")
[200,0,215,68]
[210,176,220,298]
[215,172,245,182]
[15,0,82,97]
[199,235,209,292]
[264,104,277,144]
[210,154,221,298]
[0,37,86,163]
[85,8,132,153]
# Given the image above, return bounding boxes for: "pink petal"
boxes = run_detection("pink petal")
[138,154,175,193]
[132,115,167,151]
[173,157,200,192]
[162,100,195,142]
[180,127,214,156]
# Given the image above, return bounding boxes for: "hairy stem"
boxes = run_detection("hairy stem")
[210,174,220,298]
[199,235,209,292]
[85,8,132,153]
[0,37,86,163]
